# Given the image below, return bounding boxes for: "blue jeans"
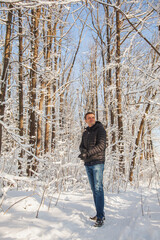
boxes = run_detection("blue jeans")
[85,163,104,220]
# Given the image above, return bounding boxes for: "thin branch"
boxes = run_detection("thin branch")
[94,0,160,56]
[4,192,35,215]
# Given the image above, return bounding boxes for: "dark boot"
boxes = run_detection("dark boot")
[94,218,104,227]
[90,215,97,221]
[90,215,105,221]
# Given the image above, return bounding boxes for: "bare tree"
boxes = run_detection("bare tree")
[18,8,23,174]
[0,4,13,154]
[27,7,41,176]
[115,0,125,174]
[129,91,157,181]
[44,8,53,154]
[36,76,45,157]
[104,2,116,152]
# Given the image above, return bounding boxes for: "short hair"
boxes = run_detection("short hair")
[84,112,95,120]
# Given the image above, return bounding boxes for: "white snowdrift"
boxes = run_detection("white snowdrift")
[0,187,159,240]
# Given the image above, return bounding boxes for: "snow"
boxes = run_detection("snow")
[0,187,159,240]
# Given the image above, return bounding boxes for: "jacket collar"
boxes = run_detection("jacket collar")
[86,121,102,132]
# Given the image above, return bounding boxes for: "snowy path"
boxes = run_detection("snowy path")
[0,187,159,240]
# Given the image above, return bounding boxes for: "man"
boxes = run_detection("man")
[79,112,106,227]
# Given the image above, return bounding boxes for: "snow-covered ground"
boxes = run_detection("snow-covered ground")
[0,187,159,240]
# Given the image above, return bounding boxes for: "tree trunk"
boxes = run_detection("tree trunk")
[51,16,58,149]
[115,0,125,174]
[27,8,41,176]
[36,76,45,157]
[45,9,53,154]
[0,4,13,154]
[129,91,157,181]
[94,47,98,120]
[58,10,64,129]
[36,7,46,157]
[90,57,94,112]
[146,122,154,161]
[18,8,23,174]
[105,2,115,151]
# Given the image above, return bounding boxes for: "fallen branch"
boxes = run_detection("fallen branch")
[36,186,47,218]
[4,192,35,215]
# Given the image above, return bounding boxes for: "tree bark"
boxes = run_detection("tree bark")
[115,0,125,174]
[0,4,13,154]
[18,8,23,173]
[36,76,45,157]
[146,122,154,161]
[44,9,53,154]
[105,2,115,151]
[129,92,157,181]
[27,8,41,176]
[51,14,58,149]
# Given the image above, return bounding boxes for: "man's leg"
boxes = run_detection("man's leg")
[85,165,96,206]
[92,164,104,220]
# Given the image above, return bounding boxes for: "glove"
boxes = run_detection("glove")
[78,149,88,161]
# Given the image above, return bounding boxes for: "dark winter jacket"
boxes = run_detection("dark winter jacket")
[79,121,106,166]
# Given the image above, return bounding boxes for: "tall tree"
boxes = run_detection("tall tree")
[27,7,41,176]
[0,4,13,154]
[36,76,45,157]
[18,8,23,173]
[129,91,157,181]
[105,2,116,152]
[51,7,59,149]
[115,0,125,174]
[44,8,53,154]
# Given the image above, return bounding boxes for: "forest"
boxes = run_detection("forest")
[0,0,159,194]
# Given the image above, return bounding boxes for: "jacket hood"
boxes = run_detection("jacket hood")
[86,121,103,131]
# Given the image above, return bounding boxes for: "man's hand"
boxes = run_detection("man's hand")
[78,149,88,161]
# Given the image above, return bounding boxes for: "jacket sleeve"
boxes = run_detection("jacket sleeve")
[79,134,85,153]
[87,127,106,157]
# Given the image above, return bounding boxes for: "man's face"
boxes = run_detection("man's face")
[85,114,96,127]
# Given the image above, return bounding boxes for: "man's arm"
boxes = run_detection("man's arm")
[79,134,86,153]
[87,127,106,157]
[79,134,88,160]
